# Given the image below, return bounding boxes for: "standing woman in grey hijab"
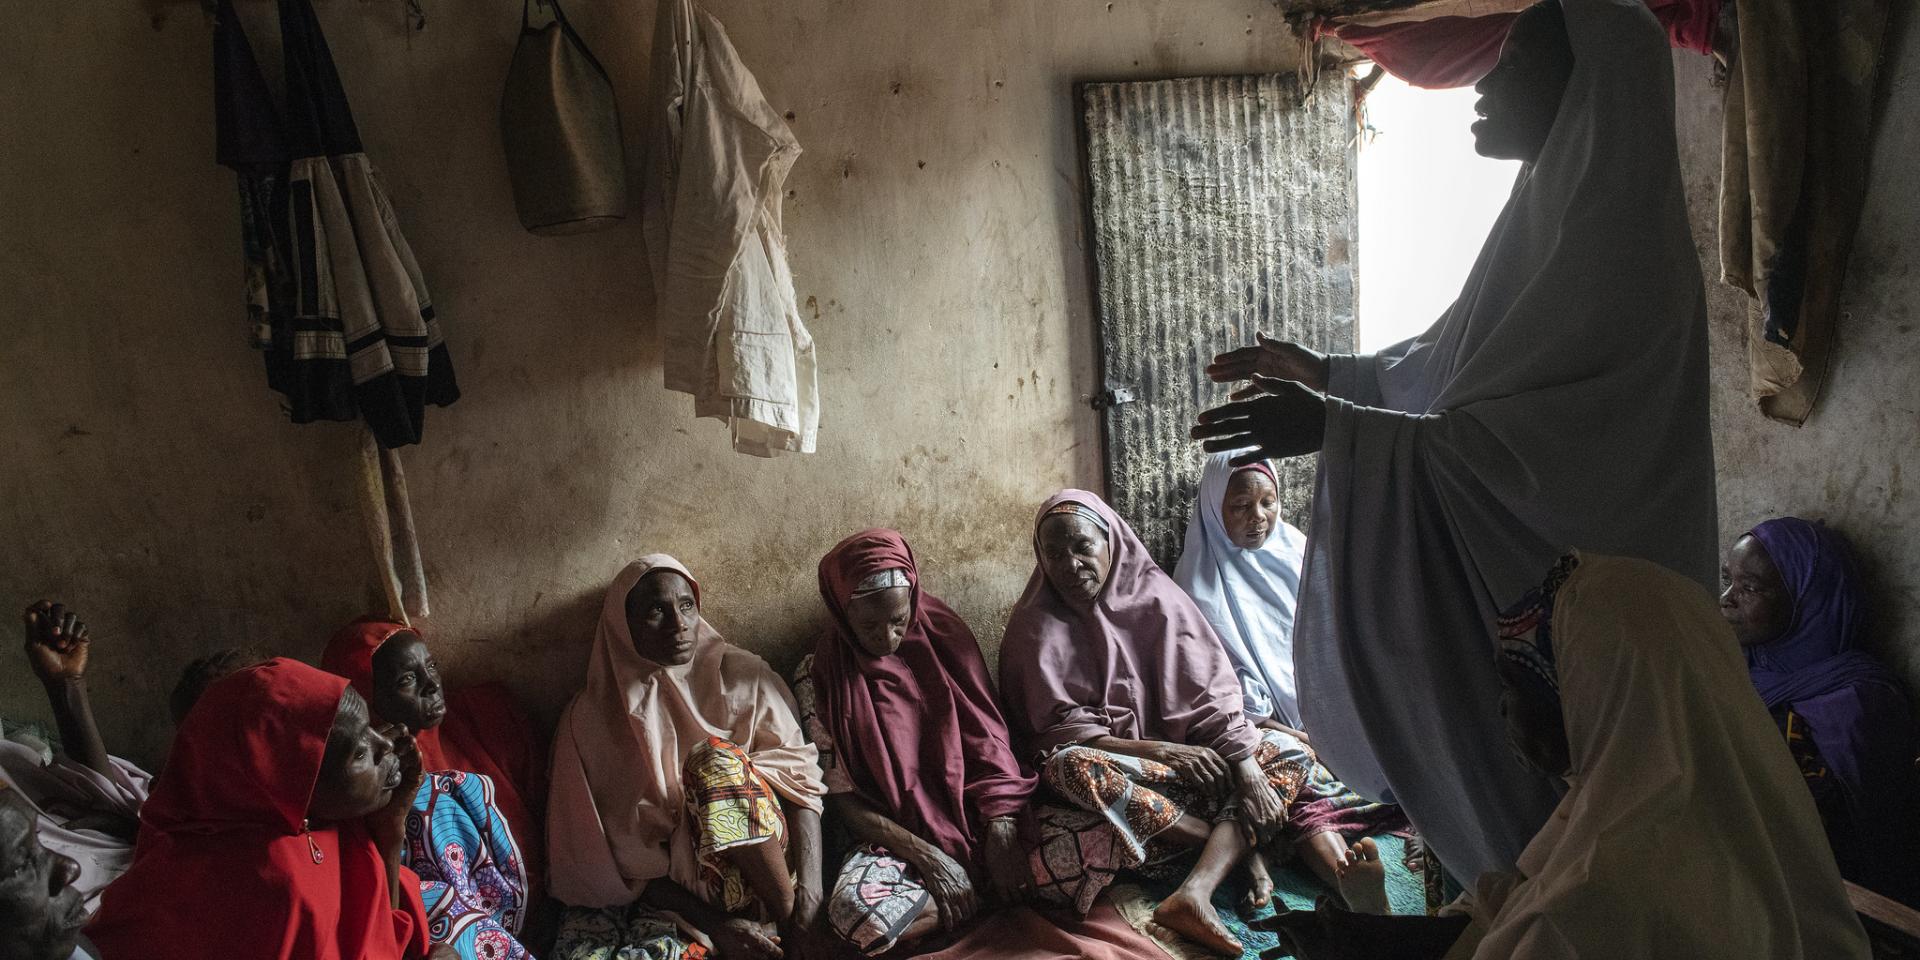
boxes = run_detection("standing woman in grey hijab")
[1192,0,1717,885]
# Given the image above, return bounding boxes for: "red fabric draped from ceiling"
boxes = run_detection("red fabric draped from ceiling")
[1330,0,1719,90]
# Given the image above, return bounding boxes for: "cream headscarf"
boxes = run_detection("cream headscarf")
[1449,553,1868,959]
[546,555,824,908]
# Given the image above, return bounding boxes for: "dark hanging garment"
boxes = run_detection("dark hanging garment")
[214,0,458,448]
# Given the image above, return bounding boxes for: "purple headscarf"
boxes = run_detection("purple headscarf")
[1745,518,1917,867]
[1745,518,1886,704]
[998,490,1260,763]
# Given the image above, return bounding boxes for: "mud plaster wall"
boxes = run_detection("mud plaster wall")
[0,1,1303,767]
[1672,4,1920,700]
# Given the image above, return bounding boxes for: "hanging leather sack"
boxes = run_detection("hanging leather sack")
[501,0,628,234]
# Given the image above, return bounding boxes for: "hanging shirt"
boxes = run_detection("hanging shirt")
[213,0,458,449]
[641,0,818,457]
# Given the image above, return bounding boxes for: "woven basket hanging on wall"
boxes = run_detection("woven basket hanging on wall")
[501,0,629,235]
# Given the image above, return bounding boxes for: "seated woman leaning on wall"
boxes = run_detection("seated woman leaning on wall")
[1721,517,1920,899]
[1265,553,1872,960]
[791,529,1036,956]
[1001,491,1406,957]
[85,659,452,960]
[3,603,151,918]
[1173,454,1311,732]
[322,619,542,959]
[546,555,827,960]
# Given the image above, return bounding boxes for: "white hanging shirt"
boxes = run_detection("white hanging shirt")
[642,0,818,457]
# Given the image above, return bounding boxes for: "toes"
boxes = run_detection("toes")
[1351,837,1379,862]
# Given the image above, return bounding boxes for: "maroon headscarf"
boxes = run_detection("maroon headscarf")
[811,529,1036,866]
[999,490,1260,762]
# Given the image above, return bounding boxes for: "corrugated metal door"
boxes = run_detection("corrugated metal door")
[1082,74,1356,567]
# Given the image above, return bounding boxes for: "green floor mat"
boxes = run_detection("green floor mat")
[1124,835,1426,960]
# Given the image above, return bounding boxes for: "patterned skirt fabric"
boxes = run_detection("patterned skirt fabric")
[825,845,932,956]
[552,903,709,960]
[404,771,531,960]
[1263,729,1411,841]
[1029,729,1400,914]
[685,736,790,914]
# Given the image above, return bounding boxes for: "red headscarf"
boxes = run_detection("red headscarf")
[811,530,1036,866]
[320,618,546,901]
[85,658,431,960]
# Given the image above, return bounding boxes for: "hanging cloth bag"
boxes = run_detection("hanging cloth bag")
[501,0,629,235]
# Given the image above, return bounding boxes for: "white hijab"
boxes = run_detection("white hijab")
[1449,554,1868,959]
[1173,454,1309,727]
[1295,0,1718,881]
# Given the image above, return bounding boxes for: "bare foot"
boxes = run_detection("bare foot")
[1336,837,1390,915]
[1241,849,1275,913]
[1154,887,1244,956]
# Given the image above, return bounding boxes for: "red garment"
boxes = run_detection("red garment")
[916,901,1162,960]
[811,529,1036,867]
[1332,0,1719,90]
[321,618,547,901]
[85,659,431,960]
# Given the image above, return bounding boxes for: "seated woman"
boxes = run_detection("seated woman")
[0,782,96,960]
[0,603,151,915]
[85,658,451,960]
[792,529,1035,956]
[322,618,544,957]
[1722,518,1920,896]
[1001,491,1405,956]
[1173,454,1310,730]
[547,555,827,960]
[1264,553,1871,960]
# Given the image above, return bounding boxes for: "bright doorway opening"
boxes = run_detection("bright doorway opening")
[1355,71,1521,352]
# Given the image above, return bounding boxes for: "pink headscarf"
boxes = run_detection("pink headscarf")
[546,555,824,908]
[999,491,1259,762]
[811,530,1035,867]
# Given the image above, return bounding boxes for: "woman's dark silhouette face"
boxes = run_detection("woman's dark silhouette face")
[1472,2,1574,163]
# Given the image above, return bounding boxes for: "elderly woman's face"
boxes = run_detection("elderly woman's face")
[1038,513,1114,607]
[627,571,702,665]
[0,795,86,960]
[1498,660,1570,777]
[308,688,402,823]
[1222,469,1279,550]
[846,586,912,658]
[1721,535,1794,647]
[1471,2,1573,162]
[371,631,445,734]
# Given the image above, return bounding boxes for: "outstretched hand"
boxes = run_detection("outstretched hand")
[1208,334,1329,394]
[1191,377,1327,463]
[23,600,91,685]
